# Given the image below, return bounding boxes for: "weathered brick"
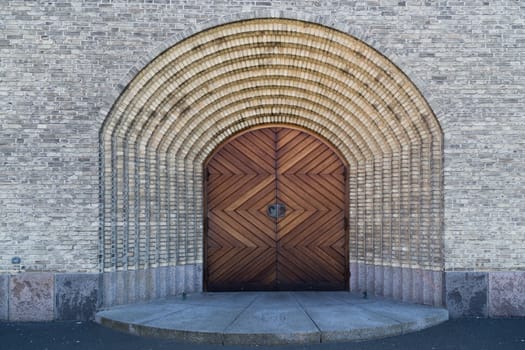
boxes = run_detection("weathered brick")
[0,1,522,287]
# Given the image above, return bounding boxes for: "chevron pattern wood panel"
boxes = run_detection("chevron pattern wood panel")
[276,128,347,290]
[206,129,277,291]
[206,127,347,291]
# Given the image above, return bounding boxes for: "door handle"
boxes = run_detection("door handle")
[267,203,286,218]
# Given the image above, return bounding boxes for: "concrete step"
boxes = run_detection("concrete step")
[95,291,449,345]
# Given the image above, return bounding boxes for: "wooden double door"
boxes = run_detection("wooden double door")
[205,127,348,291]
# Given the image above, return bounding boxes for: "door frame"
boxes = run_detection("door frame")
[202,124,350,291]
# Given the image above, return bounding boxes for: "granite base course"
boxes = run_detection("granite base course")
[446,272,488,318]
[0,265,201,321]
[0,275,8,321]
[1,270,524,321]
[55,274,99,321]
[9,273,55,321]
[489,272,525,317]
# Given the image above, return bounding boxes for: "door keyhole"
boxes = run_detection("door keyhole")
[267,203,286,218]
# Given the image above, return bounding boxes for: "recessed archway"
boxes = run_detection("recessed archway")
[100,18,443,306]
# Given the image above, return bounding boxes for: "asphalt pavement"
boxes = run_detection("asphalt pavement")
[1,318,525,350]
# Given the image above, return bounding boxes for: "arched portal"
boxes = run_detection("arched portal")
[100,18,443,306]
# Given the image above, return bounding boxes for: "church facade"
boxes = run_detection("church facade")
[0,1,524,321]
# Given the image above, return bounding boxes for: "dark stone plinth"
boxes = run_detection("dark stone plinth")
[446,272,488,318]
[0,275,8,321]
[55,273,99,321]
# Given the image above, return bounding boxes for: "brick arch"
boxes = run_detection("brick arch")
[100,18,443,306]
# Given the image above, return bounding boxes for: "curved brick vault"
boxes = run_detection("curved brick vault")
[100,18,443,305]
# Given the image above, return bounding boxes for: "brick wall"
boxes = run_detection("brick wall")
[1,1,524,275]
[99,18,444,305]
